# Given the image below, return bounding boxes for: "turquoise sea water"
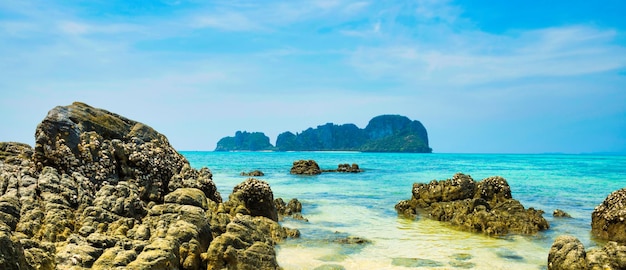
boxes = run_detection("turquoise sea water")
[181,152,626,269]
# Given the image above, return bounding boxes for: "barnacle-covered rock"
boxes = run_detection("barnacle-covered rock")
[396,173,549,235]
[591,188,626,243]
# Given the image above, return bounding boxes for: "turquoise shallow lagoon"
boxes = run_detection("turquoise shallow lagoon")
[182,152,626,269]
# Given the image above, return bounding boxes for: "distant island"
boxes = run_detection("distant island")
[215,115,432,153]
[214,131,274,151]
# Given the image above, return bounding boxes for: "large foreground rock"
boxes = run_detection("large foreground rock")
[591,188,626,243]
[548,235,626,270]
[0,102,297,270]
[395,173,549,235]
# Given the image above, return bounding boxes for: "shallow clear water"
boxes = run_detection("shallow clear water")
[182,152,626,269]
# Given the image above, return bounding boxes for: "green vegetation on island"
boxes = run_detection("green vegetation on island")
[215,131,275,151]
[215,115,432,153]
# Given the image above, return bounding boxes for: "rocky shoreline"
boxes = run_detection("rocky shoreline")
[0,102,300,270]
[1,102,624,269]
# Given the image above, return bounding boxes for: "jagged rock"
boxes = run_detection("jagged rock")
[591,188,626,243]
[240,170,264,177]
[336,163,363,173]
[547,235,626,270]
[587,241,626,269]
[32,102,188,202]
[396,173,549,235]
[0,142,33,166]
[164,188,209,210]
[1,102,295,270]
[275,198,307,221]
[169,164,221,204]
[0,226,30,270]
[290,160,321,175]
[322,163,363,173]
[548,235,588,270]
[333,236,371,245]
[554,209,572,218]
[205,214,297,270]
[224,178,279,221]
[410,173,477,207]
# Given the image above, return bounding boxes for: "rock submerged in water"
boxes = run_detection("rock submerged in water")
[395,173,549,235]
[241,170,264,177]
[275,198,308,222]
[0,102,298,270]
[553,209,572,218]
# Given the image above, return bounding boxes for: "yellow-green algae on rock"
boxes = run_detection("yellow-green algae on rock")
[0,102,299,270]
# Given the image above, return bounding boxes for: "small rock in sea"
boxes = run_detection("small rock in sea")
[450,253,473,261]
[391,257,445,268]
[449,253,475,268]
[290,160,322,175]
[496,248,525,261]
[553,209,572,218]
[334,163,363,173]
[313,264,346,270]
[449,260,476,268]
[240,170,264,176]
[333,236,372,245]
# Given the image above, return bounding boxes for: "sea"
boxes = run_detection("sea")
[181,151,626,270]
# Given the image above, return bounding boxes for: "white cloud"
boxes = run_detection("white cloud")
[192,12,263,31]
[348,26,626,85]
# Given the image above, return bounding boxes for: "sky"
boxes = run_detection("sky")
[1,0,625,153]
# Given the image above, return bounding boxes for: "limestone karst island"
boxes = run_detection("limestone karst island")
[215,115,432,153]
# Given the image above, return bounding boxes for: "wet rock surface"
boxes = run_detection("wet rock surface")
[0,102,298,270]
[290,160,322,175]
[548,235,626,270]
[275,198,308,221]
[591,188,626,243]
[549,188,626,270]
[395,173,549,235]
[553,209,572,218]
[322,163,363,173]
[240,170,264,177]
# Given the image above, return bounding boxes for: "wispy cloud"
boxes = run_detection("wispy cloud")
[349,25,626,85]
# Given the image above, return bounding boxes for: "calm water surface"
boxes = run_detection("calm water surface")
[181,152,626,269]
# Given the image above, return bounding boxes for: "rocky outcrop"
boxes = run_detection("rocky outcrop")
[553,209,572,218]
[0,102,297,270]
[215,131,275,151]
[591,188,626,242]
[275,198,307,221]
[395,173,549,235]
[322,163,363,173]
[32,102,190,202]
[290,160,322,175]
[547,235,588,270]
[548,188,626,270]
[548,235,626,270]
[206,179,299,270]
[240,170,264,177]
[223,178,279,221]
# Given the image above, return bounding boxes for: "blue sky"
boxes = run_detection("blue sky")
[1,0,625,153]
